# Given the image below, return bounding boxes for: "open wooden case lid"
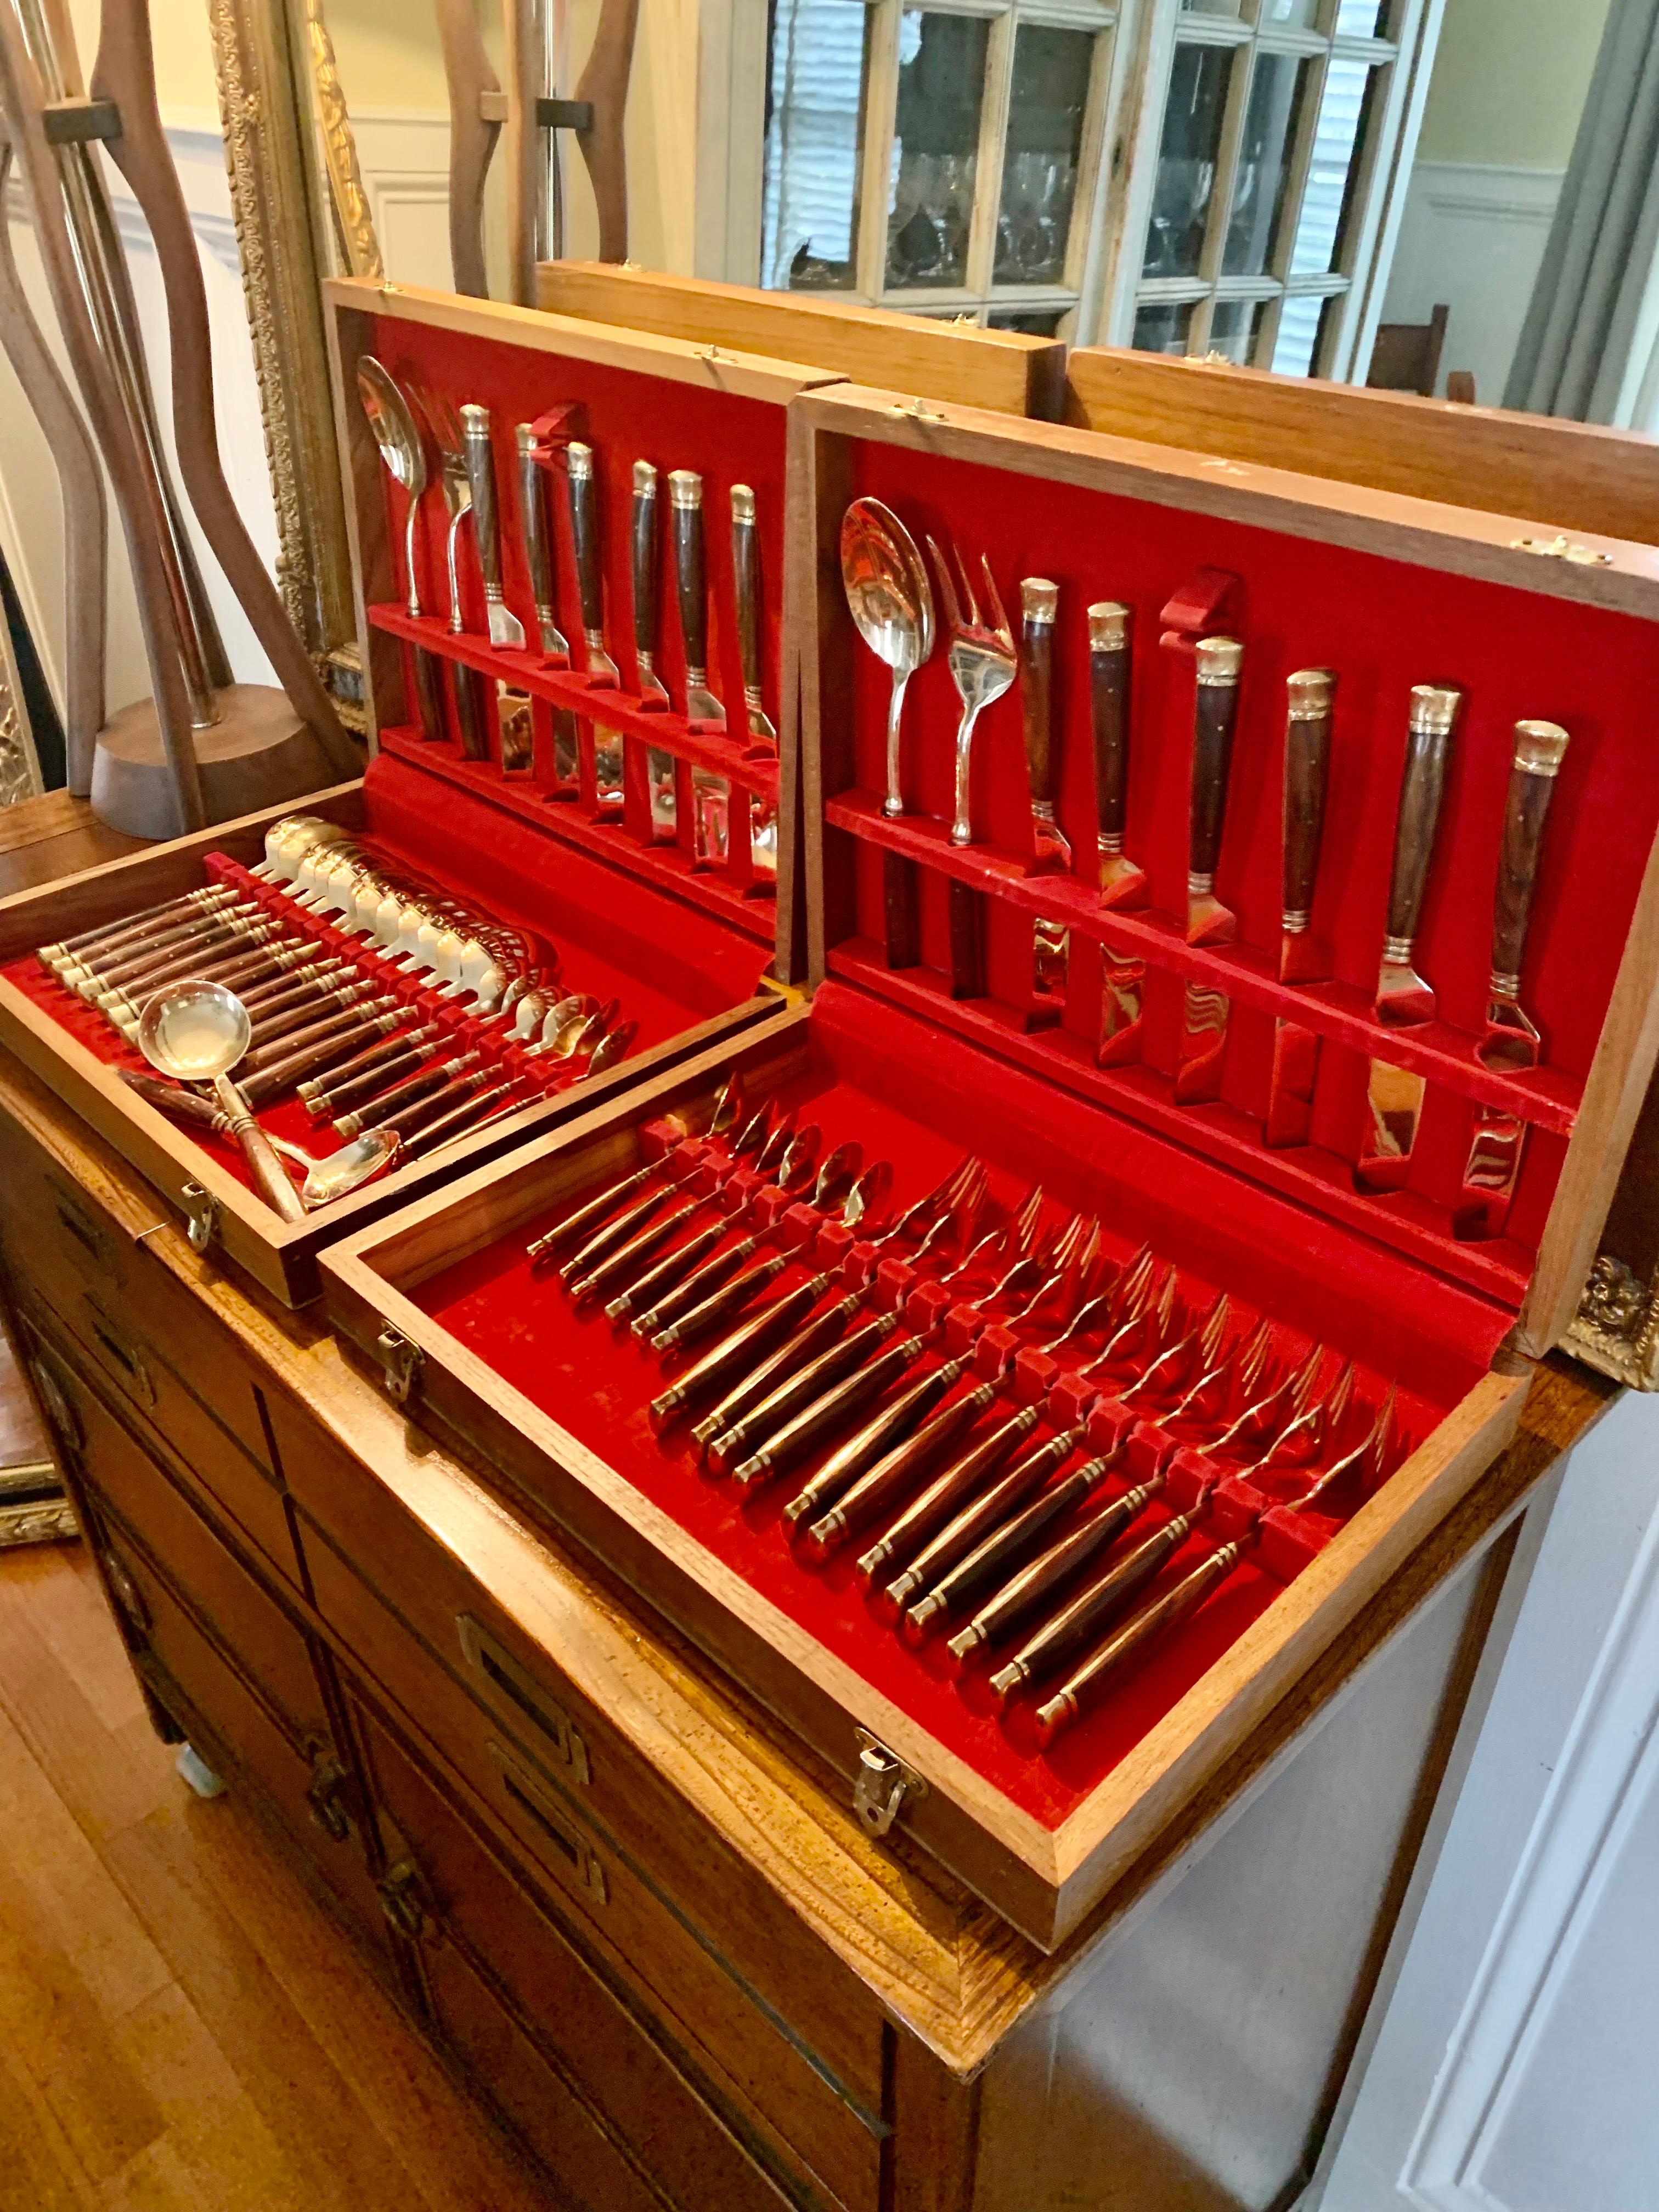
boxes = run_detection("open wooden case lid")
[792,379,1659,1362]
[318,374,1659,1954]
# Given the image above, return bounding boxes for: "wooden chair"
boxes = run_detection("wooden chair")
[1367,302,1449,397]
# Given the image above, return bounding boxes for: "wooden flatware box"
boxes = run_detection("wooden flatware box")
[309,379,1659,1956]
[0,281,1062,1313]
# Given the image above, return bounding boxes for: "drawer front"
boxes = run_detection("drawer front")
[303,1502,882,2212]
[24,1322,322,1740]
[356,1704,805,2212]
[84,1499,386,1945]
[0,1121,300,1584]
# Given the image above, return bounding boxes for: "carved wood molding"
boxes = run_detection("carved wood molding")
[204,0,355,685]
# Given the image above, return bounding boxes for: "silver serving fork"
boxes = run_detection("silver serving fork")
[928,537,1018,848]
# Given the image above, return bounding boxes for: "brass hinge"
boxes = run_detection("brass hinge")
[375,1324,425,1406]
[853,1730,926,1839]
[179,1181,219,1254]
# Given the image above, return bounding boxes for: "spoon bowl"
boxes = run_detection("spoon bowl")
[357,356,429,622]
[840,498,935,817]
[137,981,307,1223]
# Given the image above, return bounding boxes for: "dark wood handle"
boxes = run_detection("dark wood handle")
[241,1018,398,1108]
[631,467,658,658]
[1282,682,1333,926]
[1384,709,1455,945]
[1040,1542,1243,1742]
[802,1381,991,1557]
[573,0,639,259]
[714,1315,894,1465]
[461,408,503,596]
[413,645,445,740]
[1491,723,1568,981]
[731,490,763,697]
[978,1477,1157,1652]
[1090,642,1130,842]
[212,1075,308,1222]
[671,490,708,672]
[1014,1513,1187,1684]
[118,1069,218,1127]
[567,454,604,633]
[738,1339,917,1483]
[519,437,557,622]
[1019,584,1057,804]
[782,1363,953,1530]
[453,664,488,760]
[376,1069,489,1143]
[1189,661,1242,879]
[434,0,501,295]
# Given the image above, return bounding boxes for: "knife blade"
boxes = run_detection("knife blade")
[630,460,670,709]
[459,403,525,650]
[1355,682,1463,1192]
[1019,577,1071,873]
[1265,668,1336,1148]
[565,441,620,686]
[668,469,726,729]
[731,484,777,751]
[1174,636,1244,1105]
[1089,601,1144,909]
[1455,718,1570,1239]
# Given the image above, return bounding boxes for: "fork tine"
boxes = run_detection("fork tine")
[952,540,980,628]
[927,536,962,632]
[978,555,1011,645]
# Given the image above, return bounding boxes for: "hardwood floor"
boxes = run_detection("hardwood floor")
[0,1538,555,2212]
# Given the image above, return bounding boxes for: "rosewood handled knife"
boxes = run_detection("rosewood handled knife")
[731,484,777,750]
[459,404,525,650]
[1265,669,1336,1149]
[630,459,670,709]
[1455,718,1570,1240]
[1173,636,1244,1105]
[1019,578,1071,873]
[1090,601,1144,908]
[668,468,725,730]
[1354,683,1463,1193]
[565,441,620,686]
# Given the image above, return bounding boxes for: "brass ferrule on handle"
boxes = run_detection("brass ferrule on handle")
[1020,577,1058,628]
[567,442,594,486]
[1282,665,1335,935]
[1381,685,1463,950]
[1489,716,1570,986]
[1195,636,1244,686]
[730,483,757,527]
[1088,601,1128,653]
[667,469,702,514]
[1514,718,1570,776]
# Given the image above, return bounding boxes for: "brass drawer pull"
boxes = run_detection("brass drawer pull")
[51,1182,118,1277]
[83,1299,157,1409]
[27,1351,83,1457]
[458,1614,591,1785]
[101,1546,152,1644]
[305,1748,356,1843]
[377,1859,441,1944]
[487,1741,608,1905]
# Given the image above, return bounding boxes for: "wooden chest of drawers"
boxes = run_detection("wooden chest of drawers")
[0,1039,1615,2212]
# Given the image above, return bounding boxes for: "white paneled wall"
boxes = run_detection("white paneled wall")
[1315,1387,1659,2212]
[1376,160,1562,402]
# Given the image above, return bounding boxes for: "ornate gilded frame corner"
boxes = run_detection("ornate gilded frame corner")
[1565,1256,1659,1393]
[0,596,43,806]
[205,0,364,732]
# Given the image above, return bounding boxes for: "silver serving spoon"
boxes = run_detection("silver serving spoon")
[840,498,935,818]
[357,357,430,622]
[137,982,308,1223]
[118,1065,397,1208]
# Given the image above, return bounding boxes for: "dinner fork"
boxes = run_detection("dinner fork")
[927,537,1018,848]
[408,383,490,759]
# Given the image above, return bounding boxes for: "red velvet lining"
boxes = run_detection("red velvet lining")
[816,436,1659,1300]
[3,753,770,1203]
[363,314,789,934]
[410,981,1506,1826]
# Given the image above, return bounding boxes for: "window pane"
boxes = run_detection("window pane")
[760,0,872,290]
[1209,297,1266,364]
[988,308,1065,334]
[886,11,990,289]
[1271,291,1336,375]
[1180,0,1247,16]
[1144,43,1233,279]
[1260,0,1321,21]
[1133,300,1198,354]
[1289,58,1378,275]
[995,26,1094,285]
[1222,53,1312,275]
[1333,0,1388,31]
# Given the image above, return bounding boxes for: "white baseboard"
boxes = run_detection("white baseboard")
[1379,159,1563,404]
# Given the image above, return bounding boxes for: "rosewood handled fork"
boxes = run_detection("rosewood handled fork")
[927,537,1018,849]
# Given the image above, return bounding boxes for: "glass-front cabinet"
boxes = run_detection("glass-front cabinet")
[756,0,1431,373]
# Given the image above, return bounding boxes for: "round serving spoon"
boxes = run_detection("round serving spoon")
[358,356,430,622]
[120,1065,400,1210]
[137,982,309,1222]
[840,498,935,819]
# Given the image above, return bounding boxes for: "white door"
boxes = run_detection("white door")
[1311,1385,1659,2212]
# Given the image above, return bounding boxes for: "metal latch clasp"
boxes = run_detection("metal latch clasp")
[376,1324,424,1405]
[854,1730,926,1839]
[179,1182,219,1253]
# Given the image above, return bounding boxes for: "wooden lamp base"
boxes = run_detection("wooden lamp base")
[90,685,346,840]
